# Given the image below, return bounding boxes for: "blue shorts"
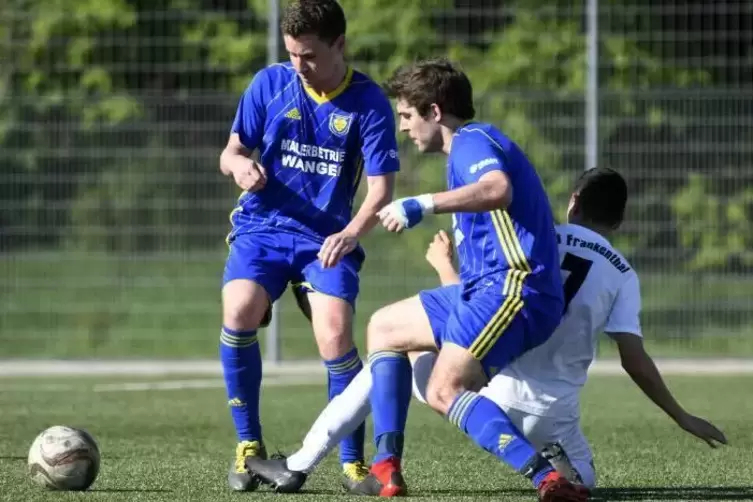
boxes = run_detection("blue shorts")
[223,231,362,308]
[419,284,561,377]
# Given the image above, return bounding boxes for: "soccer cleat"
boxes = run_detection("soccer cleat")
[541,442,583,484]
[227,440,267,492]
[341,460,370,492]
[347,457,407,497]
[537,471,591,502]
[244,455,308,493]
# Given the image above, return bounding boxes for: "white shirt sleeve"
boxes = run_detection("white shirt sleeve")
[604,272,642,337]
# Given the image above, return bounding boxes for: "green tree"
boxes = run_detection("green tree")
[0,0,716,264]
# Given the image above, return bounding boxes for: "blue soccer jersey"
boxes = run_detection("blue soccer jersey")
[228,63,400,245]
[447,123,562,302]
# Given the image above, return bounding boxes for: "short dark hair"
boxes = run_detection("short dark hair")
[384,58,475,121]
[573,167,628,228]
[280,0,346,45]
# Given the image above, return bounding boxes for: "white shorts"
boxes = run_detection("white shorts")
[495,404,595,488]
[409,351,596,488]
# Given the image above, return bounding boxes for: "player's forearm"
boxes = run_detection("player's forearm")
[621,350,686,423]
[429,258,460,286]
[344,190,392,239]
[344,175,394,238]
[434,264,461,286]
[430,180,512,214]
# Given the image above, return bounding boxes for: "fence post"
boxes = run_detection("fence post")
[265,0,282,364]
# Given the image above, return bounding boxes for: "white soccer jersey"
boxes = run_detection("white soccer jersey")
[483,223,642,418]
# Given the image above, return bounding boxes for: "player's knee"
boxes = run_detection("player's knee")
[222,301,266,331]
[366,307,389,352]
[310,297,353,360]
[425,377,461,415]
[314,323,353,360]
[366,306,407,353]
[222,280,270,330]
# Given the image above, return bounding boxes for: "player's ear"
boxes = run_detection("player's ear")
[332,34,345,53]
[429,103,442,123]
[566,193,580,220]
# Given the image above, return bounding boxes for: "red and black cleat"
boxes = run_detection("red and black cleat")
[537,471,591,502]
[347,457,407,497]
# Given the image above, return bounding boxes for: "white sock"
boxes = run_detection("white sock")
[284,351,438,473]
[409,351,436,404]
[286,367,372,473]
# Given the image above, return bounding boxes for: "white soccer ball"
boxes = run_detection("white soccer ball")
[27,425,100,491]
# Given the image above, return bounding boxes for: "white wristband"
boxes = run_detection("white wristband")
[415,194,435,214]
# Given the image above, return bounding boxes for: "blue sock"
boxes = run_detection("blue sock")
[324,347,365,465]
[220,326,262,442]
[368,351,412,463]
[448,391,554,487]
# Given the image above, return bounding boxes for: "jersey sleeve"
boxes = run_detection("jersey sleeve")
[453,130,509,185]
[358,90,400,176]
[604,272,642,337]
[230,71,267,150]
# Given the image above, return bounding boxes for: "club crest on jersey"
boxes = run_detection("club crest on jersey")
[329,112,353,137]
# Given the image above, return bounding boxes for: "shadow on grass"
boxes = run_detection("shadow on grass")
[419,486,753,500]
[90,488,172,493]
[592,486,753,501]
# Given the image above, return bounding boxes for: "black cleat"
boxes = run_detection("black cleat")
[244,456,308,493]
[347,458,407,497]
[541,442,583,484]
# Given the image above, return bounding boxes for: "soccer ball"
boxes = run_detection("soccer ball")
[27,425,100,491]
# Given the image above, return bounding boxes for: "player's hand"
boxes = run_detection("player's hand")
[676,413,728,448]
[425,230,454,271]
[377,194,435,233]
[318,231,358,268]
[231,159,267,192]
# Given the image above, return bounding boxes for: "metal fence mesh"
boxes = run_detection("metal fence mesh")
[1,1,751,359]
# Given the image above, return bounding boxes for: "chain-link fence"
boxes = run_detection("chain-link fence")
[1,1,751,360]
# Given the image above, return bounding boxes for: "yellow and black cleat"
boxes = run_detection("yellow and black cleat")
[347,457,407,497]
[227,440,267,492]
[341,461,370,492]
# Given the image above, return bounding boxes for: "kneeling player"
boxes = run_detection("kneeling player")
[429,168,726,485]
[245,168,727,499]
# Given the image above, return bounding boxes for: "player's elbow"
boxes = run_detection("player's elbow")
[618,342,650,376]
[219,147,235,176]
[220,135,251,176]
[477,175,512,210]
[491,185,512,209]
[620,356,638,377]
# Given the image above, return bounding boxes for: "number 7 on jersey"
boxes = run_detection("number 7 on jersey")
[561,252,593,312]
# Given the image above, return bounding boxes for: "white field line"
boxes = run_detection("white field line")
[0,359,752,393]
[0,358,752,380]
[0,375,324,393]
